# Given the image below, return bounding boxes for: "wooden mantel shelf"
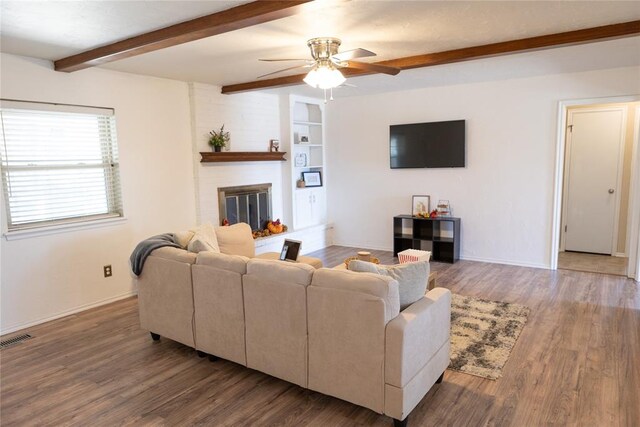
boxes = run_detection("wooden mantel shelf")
[200,151,286,163]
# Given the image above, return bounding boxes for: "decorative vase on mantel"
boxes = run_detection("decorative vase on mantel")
[208,125,230,153]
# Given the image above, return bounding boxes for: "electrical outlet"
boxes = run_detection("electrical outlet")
[103,265,112,278]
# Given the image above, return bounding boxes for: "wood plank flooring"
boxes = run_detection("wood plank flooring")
[558,251,628,276]
[1,245,639,426]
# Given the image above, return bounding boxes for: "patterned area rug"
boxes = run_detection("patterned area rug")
[449,293,530,380]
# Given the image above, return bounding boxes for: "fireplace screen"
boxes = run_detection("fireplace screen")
[218,184,272,230]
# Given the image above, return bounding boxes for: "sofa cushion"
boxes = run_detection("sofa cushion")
[149,246,197,264]
[187,223,220,253]
[246,259,314,286]
[256,252,323,269]
[196,251,249,274]
[311,268,400,322]
[348,260,429,310]
[215,223,255,258]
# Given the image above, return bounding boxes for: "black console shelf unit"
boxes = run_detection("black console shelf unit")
[393,215,461,263]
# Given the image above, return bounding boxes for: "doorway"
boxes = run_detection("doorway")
[552,98,640,278]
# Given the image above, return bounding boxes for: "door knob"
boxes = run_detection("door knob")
[608,189,615,194]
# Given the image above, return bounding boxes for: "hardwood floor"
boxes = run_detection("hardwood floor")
[558,251,628,276]
[1,245,639,426]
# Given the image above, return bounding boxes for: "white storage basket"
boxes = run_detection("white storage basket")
[398,249,431,264]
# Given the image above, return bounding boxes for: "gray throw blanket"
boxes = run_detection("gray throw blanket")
[130,233,181,276]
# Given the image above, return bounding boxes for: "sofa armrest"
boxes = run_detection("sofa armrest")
[385,288,451,388]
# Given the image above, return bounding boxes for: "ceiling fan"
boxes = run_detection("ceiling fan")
[258,37,401,90]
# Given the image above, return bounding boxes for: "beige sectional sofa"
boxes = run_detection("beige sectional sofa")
[137,230,451,427]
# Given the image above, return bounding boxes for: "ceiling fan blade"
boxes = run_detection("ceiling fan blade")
[331,48,376,62]
[257,64,312,79]
[346,61,400,76]
[259,58,311,62]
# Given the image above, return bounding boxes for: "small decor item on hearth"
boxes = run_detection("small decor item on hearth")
[208,125,230,152]
[252,219,288,238]
[294,153,307,167]
[302,171,322,187]
[412,195,431,218]
[269,139,280,152]
[437,200,451,217]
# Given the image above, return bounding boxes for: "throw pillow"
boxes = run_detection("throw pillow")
[187,223,221,253]
[348,260,429,310]
[215,223,255,258]
[174,230,195,248]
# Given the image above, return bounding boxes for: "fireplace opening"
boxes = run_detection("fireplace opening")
[218,184,272,230]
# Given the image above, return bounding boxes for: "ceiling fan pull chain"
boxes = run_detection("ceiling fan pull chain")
[330,87,334,101]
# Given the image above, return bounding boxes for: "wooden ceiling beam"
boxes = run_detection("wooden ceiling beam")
[54,0,314,72]
[221,20,640,94]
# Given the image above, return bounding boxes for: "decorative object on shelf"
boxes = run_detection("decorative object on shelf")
[296,179,306,188]
[295,131,310,144]
[294,153,307,167]
[252,219,289,239]
[412,195,431,217]
[302,171,322,187]
[269,139,280,152]
[344,255,380,268]
[437,200,451,217]
[430,209,438,218]
[208,125,230,153]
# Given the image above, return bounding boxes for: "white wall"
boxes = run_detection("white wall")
[325,66,640,268]
[189,83,287,226]
[0,54,196,333]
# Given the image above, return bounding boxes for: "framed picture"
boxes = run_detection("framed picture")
[412,195,430,216]
[302,171,322,187]
[294,153,307,167]
[300,135,309,143]
[269,139,280,152]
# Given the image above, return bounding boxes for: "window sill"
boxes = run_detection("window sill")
[3,216,127,241]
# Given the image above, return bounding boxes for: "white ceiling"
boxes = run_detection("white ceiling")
[1,0,639,93]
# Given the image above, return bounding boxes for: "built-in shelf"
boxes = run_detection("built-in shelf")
[393,215,461,263]
[293,120,322,126]
[200,151,286,163]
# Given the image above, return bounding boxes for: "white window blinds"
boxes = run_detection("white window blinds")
[0,101,123,231]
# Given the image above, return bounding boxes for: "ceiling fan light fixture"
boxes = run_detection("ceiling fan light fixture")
[303,64,346,89]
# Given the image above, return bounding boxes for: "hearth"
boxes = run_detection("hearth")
[218,184,272,230]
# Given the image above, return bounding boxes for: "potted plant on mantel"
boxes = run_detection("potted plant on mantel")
[208,125,230,152]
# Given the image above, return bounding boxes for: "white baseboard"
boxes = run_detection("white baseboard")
[614,252,627,258]
[460,255,550,270]
[0,290,137,336]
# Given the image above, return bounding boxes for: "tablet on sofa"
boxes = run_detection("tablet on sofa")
[279,239,302,262]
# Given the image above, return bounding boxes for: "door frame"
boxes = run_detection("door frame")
[551,95,640,279]
[559,106,627,255]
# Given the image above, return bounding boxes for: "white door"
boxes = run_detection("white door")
[564,108,625,254]
[310,188,326,224]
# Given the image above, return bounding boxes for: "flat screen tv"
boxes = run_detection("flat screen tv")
[390,120,465,168]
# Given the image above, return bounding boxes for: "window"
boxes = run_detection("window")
[0,100,123,233]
